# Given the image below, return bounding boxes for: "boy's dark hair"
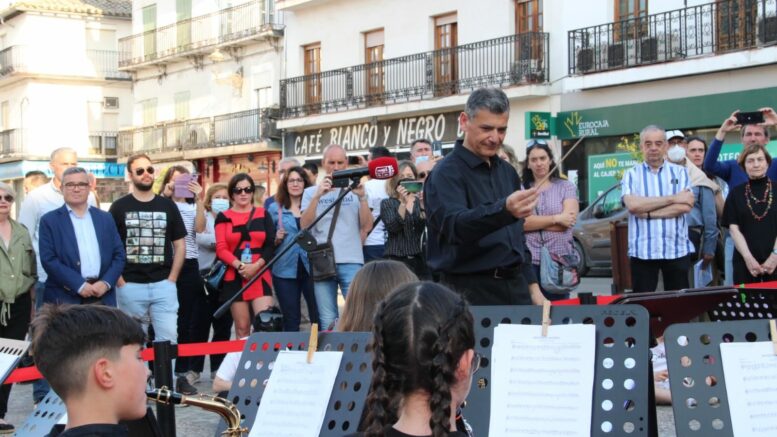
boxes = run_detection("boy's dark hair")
[31,305,145,400]
[369,146,393,159]
[363,282,474,437]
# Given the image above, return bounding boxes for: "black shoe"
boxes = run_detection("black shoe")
[0,420,14,434]
[176,376,197,395]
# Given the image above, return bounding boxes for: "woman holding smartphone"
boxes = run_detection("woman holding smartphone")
[379,160,430,280]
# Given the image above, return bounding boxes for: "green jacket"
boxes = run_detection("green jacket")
[0,219,37,303]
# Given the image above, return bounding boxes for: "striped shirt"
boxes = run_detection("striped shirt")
[175,202,199,259]
[621,161,693,260]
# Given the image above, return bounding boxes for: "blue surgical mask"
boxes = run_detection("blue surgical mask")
[211,198,229,214]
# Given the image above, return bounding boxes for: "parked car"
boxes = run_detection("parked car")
[573,183,628,276]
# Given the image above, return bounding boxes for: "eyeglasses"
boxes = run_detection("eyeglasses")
[287,178,305,184]
[0,194,13,203]
[232,186,255,195]
[471,352,482,374]
[133,166,155,176]
[64,182,90,190]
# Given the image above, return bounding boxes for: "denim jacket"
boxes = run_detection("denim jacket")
[266,202,310,279]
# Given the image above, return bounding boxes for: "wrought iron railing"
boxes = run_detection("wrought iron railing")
[119,108,279,156]
[280,32,549,119]
[119,0,283,68]
[568,0,777,75]
[0,129,20,156]
[0,46,129,80]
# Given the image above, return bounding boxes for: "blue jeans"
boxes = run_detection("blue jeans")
[33,281,49,403]
[313,263,361,330]
[273,260,318,332]
[362,245,385,263]
[724,234,734,287]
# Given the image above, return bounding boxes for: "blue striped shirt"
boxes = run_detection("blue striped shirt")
[621,161,693,260]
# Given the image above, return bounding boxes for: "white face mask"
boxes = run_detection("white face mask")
[667,145,686,163]
[211,198,229,214]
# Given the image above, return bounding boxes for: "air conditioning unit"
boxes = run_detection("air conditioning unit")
[639,37,658,63]
[576,47,594,73]
[607,43,625,68]
[103,97,119,110]
[759,16,777,44]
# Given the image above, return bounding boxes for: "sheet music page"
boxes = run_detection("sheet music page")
[489,324,596,437]
[720,342,777,436]
[250,351,343,437]
[0,339,28,381]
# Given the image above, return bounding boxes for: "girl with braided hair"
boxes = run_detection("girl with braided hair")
[357,282,477,437]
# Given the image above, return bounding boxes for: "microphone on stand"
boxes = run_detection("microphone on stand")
[331,157,398,187]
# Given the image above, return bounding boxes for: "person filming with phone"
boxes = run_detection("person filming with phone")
[379,160,431,280]
[703,108,777,188]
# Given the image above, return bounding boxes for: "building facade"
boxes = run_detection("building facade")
[118,0,285,193]
[0,0,134,206]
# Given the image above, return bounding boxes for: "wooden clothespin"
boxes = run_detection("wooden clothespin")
[307,323,318,364]
[770,320,777,355]
[541,300,552,337]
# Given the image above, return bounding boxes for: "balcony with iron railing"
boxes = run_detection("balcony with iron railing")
[0,46,130,80]
[280,32,549,119]
[568,0,777,75]
[118,108,280,157]
[119,0,283,70]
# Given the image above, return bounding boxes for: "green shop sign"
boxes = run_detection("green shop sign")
[525,112,554,139]
[558,86,777,140]
[587,152,639,204]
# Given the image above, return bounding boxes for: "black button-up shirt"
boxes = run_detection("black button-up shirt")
[424,139,536,282]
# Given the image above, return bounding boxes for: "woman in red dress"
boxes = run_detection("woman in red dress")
[215,173,275,338]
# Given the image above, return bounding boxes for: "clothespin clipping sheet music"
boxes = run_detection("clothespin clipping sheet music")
[719,320,777,436]
[251,324,343,437]
[0,338,30,383]
[488,304,596,436]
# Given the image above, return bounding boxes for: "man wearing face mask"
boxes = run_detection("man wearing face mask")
[666,130,719,275]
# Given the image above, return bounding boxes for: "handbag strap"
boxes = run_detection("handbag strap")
[325,192,343,244]
[234,207,257,257]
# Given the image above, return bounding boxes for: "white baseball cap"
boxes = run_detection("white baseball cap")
[665,130,685,141]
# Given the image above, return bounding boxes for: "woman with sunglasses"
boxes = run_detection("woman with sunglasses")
[266,166,319,331]
[0,182,36,434]
[215,173,276,338]
[521,141,579,301]
[358,282,476,437]
[379,160,431,280]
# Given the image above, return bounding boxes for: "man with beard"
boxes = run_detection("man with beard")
[108,154,188,391]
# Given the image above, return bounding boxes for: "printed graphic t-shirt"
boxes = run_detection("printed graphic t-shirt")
[109,194,187,283]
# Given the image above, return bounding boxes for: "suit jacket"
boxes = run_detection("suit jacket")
[39,204,125,306]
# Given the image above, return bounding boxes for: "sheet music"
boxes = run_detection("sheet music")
[0,338,29,381]
[489,324,596,437]
[250,351,343,437]
[720,342,777,436]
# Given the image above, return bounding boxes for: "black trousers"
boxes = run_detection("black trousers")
[440,272,531,305]
[201,272,234,373]
[630,256,690,293]
[387,255,432,281]
[0,292,31,418]
[175,259,210,374]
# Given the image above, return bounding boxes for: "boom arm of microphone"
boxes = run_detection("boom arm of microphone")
[213,178,361,319]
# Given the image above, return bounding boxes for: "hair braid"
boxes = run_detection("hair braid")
[428,300,466,437]
[363,301,392,437]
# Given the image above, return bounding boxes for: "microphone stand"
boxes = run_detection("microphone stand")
[214,178,360,319]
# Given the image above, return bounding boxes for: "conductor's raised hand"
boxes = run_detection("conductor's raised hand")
[506,187,538,219]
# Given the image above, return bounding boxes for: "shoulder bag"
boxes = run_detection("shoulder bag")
[308,197,342,281]
[538,226,581,294]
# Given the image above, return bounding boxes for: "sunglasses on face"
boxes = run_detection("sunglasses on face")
[0,194,14,203]
[133,166,155,176]
[232,186,255,195]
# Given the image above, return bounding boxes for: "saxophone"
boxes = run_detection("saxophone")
[146,387,248,437]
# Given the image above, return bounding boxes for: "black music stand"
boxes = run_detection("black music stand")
[707,287,777,321]
[664,319,774,436]
[216,331,373,436]
[467,305,655,437]
[0,338,29,385]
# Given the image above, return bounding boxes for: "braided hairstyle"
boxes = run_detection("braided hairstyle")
[362,282,475,437]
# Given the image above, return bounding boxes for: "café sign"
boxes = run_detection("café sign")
[284,111,463,156]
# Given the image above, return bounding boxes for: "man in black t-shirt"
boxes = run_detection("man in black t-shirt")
[109,154,187,389]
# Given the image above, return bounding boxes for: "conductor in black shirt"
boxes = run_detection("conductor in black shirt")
[424,87,544,306]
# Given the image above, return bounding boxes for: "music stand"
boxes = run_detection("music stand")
[707,287,777,321]
[467,305,654,437]
[216,331,373,436]
[0,338,29,384]
[663,319,773,436]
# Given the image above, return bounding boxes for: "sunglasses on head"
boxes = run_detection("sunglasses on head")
[232,186,255,195]
[0,194,14,203]
[526,140,548,149]
[133,166,155,176]
[471,352,482,374]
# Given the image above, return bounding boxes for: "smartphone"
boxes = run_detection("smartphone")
[432,141,443,157]
[399,180,423,194]
[735,111,765,125]
[174,173,195,198]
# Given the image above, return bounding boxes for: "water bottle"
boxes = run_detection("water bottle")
[241,243,252,264]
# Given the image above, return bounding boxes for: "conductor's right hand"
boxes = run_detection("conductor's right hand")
[506,188,538,219]
[315,176,333,198]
